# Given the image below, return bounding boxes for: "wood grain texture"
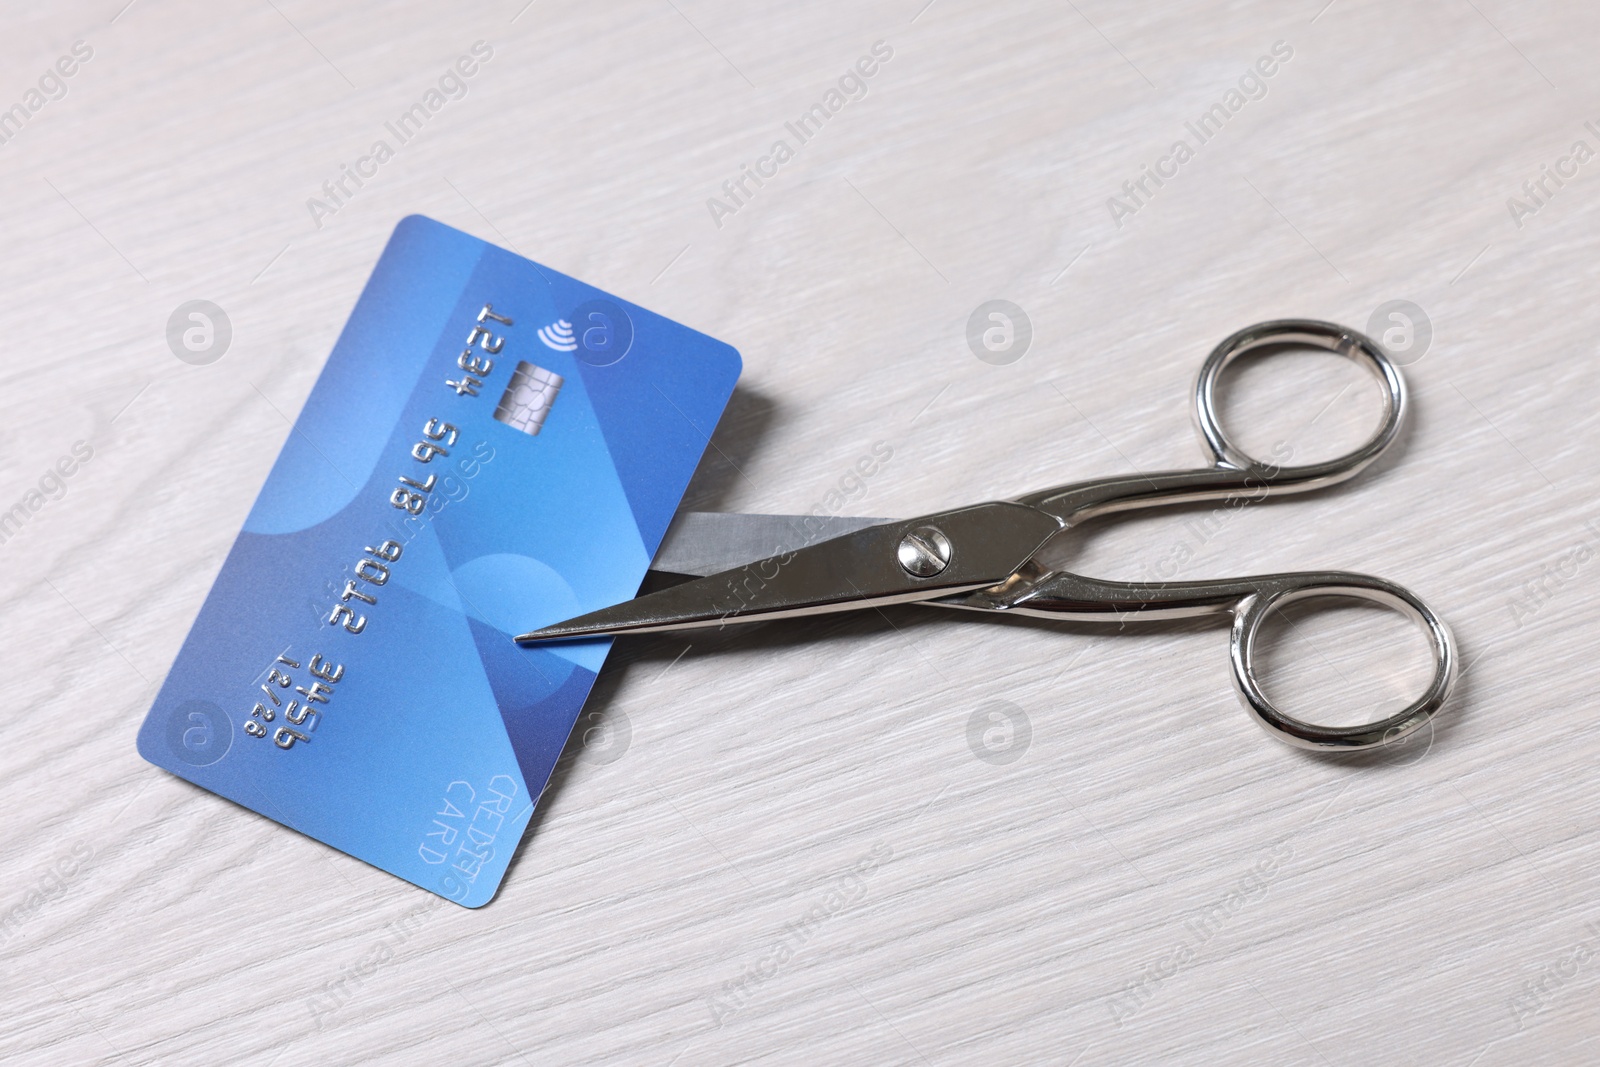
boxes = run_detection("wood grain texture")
[2,0,1597,1063]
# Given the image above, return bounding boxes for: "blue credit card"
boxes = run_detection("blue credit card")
[137,216,740,907]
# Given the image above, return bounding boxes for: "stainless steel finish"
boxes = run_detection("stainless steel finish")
[521,320,1458,753]
[650,512,890,577]
[942,319,1454,750]
[897,526,953,577]
[931,564,1456,751]
[1011,320,1406,527]
[517,502,1063,640]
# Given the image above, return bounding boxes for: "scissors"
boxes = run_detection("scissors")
[519,320,1458,752]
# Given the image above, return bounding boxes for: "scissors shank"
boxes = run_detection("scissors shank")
[931,566,1262,621]
[1016,466,1281,529]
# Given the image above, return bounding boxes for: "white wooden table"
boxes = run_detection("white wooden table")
[3,1,1597,1063]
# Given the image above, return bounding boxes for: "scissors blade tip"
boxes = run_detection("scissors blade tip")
[516,597,686,643]
[514,619,616,644]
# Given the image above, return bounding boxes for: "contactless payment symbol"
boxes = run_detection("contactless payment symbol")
[494,361,564,436]
[570,299,633,367]
[537,319,577,352]
[166,699,232,767]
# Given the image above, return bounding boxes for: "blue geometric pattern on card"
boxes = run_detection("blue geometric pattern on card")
[137,215,740,907]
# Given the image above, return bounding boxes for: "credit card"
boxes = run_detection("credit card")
[137,216,741,907]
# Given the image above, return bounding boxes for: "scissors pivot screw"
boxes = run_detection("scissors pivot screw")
[897,526,953,577]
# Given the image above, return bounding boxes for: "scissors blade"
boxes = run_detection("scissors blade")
[650,513,892,577]
[515,501,1062,642]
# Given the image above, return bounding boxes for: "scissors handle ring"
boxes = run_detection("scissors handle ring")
[1230,574,1458,751]
[1194,319,1406,488]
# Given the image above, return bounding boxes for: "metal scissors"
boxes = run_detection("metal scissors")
[518,320,1458,752]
